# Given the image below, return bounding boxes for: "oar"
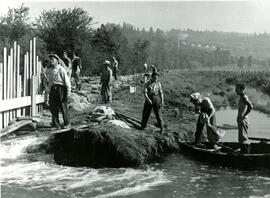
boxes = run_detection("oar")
[115,111,157,129]
[115,113,141,129]
[249,137,270,142]
[214,142,252,161]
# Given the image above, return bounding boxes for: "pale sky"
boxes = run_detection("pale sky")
[1,0,270,33]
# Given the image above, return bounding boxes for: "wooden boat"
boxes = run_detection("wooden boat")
[179,141,270,170]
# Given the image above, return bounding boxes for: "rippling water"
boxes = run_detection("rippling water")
[1,136,170,198]
[1,109,270,198]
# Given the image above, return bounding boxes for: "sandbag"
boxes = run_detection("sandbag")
[90,106,115,122]
[200,113,226,142]
[207,124,226,142]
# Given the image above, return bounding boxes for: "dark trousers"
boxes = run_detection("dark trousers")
[195,112,216,145]
[113,67,117,80]
[141,95,163,129]
[49,84,69,127]
[73,69,81,90]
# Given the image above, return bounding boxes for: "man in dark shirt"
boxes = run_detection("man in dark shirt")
[72,52,82,91]
[62,52,72,78]
[112,57,118,80]
[141,65,164,133]
[100,60,113,103]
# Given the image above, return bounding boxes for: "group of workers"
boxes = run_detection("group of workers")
[139,64,253,153]
[42,53,118,129]
[43,53,253,153]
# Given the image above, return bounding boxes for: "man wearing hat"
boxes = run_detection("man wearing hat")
[141,65,164,133]
[190,92,216,146]
[48,54,71,129]
[100,60,113,103]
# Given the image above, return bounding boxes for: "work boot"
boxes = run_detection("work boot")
[62,123,71,129]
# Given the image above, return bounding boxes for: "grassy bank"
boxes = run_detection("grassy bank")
[107,70,270,139]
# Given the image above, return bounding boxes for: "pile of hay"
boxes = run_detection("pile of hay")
[53,123,181,168]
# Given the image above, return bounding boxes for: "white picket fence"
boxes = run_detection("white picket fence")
[0,37,44,129]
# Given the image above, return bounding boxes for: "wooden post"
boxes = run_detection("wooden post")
[13,42,17,98]
[17,45,21,116]
[16,44,20,97]
[3,48,7,127]
[0,63,3,129]
[33,37,36,75]
[29,39,33,78]
[31,75,36,116]
[26,52,30,115]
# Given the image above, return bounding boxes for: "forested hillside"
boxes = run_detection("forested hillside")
[1,5,270,75]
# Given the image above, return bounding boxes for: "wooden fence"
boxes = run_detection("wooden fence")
[0,37,44,129]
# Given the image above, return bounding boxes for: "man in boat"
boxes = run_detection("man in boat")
[141,65,164,133]
[235,83,253,153]
[100,60,113,103]
[190,93,216,146]
[48,54,71,129]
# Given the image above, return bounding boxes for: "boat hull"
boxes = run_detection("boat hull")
[179,142,270,170]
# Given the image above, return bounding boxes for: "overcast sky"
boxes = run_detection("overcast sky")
[1,0,270,33]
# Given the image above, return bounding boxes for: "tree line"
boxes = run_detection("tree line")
[1,5,269,76]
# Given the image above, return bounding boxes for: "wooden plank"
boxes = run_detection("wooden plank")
[13,43,17,118]
[249,137,270,142]
[7,55,11,99]
[3,48,7,127]
[0,63,3,128]
[26,52,30,115]
[10,48,14,98]
[15,45,21,117]
[29,39,32,79]
[31,75,36,116]
[33,37,36,75]
[17,75,22,117]
[7,55,11,123]
[16,44,20,97]
[22,54,27,116]
[0,120,32,138]
[3,48,7,100]
[0,95,44,112]
[13,42,17,98]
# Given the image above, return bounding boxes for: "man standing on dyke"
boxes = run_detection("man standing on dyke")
[141,65,164,133]
[48,54,71,129]
[72,52,82,91]
[112,56,118,80]
[100,60,113,103]
[62,51,72,78]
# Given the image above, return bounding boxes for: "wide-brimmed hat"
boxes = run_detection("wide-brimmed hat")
[103,60,110,65]
[49,54,60,61]
[190,92,201,101]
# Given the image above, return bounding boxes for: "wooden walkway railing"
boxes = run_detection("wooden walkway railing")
[0,37,44,129]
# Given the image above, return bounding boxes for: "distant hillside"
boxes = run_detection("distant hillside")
[182,30,270,60]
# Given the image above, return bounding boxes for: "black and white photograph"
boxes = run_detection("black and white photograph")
[1,0,270,197]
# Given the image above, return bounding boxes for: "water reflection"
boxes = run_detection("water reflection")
[216,109,270,142]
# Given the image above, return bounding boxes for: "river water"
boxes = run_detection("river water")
[1,109,270,198]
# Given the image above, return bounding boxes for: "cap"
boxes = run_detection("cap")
[103,60,110,65]
[190,92,201,101]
